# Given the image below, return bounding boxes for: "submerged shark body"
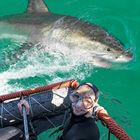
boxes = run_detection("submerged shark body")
[0,0,133,67]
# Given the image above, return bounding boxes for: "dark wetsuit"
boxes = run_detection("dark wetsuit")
[57,113,100,140]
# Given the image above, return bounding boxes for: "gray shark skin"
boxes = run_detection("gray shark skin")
[0,0,133,68]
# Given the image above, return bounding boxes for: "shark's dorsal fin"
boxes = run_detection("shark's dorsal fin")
[27,0,49,14]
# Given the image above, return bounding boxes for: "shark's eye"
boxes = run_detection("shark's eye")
[107,48,111,52]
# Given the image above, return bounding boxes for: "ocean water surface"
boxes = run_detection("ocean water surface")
[0,0,140,139]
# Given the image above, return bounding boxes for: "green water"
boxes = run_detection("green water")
[0,0,140,139]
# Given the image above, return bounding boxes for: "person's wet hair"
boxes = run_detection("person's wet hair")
[76,83,100,101]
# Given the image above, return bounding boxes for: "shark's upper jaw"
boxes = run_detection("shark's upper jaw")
[115,50,133,62]
[89,46,133,64]
[101,53,133,63]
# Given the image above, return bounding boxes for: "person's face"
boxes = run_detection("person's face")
[70,85,96,116]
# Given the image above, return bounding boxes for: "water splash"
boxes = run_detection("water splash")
[0,39,94,95]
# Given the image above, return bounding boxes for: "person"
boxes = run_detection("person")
[56,82,131,140]
[57,83,101,140]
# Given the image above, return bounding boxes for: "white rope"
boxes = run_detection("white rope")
[28,96,34,117]
[30,97,52,113]
[0,103,4,127]
[62,110,68,126]
[3,106,22,121]
[45,116,56,128]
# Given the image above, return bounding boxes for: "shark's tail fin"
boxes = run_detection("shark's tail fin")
[27,0,49,14]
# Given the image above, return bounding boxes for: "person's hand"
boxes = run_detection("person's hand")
[95,104,132,140]
[97,106,108,115]
[94,104,108,116]
[17,99,30,115]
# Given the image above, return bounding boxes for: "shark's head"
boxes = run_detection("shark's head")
[70,21,133,67]
[89,36,133,63]
[113,48,133,62]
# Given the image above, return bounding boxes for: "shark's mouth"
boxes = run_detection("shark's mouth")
[89,48,133,65]
[115,49,133,62]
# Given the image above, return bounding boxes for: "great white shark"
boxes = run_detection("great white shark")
[0,0,133,68]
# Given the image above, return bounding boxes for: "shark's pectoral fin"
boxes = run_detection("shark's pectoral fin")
[88,57,111,68]
[27,0,49,14]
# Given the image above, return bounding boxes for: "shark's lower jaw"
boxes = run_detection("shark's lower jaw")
[115,57,133,63]
[88,57,111,68]
[114,53,133,62]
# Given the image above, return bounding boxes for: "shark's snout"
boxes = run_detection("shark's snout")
[116,50,133,62]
